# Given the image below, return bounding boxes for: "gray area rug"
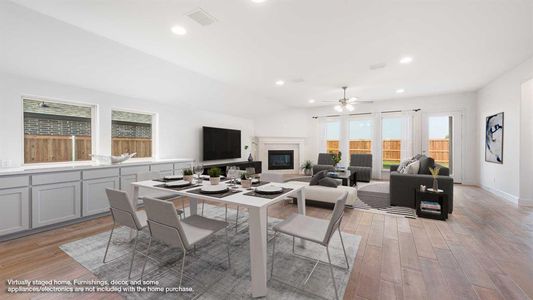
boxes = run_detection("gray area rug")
[60,205,361,299]
[355,182,417,218]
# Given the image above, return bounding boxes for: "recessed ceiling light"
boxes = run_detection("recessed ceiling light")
[396,89,405,94]
[308,99,315,103]
[171,25,187,35]
[275,80,285,86]
[399,56,413,64]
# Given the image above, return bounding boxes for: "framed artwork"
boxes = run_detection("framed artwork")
[485,112,504,164]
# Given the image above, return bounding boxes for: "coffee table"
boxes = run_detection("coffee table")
[326,170,353,186]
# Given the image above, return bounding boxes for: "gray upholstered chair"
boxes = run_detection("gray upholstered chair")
[103,188,148,279]
[137,171,185,217]
[312,153,336,174]
[140,197,231,285]
[270,192,350,300]
[347,154,373,183]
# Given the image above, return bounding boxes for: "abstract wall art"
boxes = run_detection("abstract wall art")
[485,112,504,164]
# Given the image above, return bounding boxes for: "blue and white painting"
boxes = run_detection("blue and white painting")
[485,112,504,164]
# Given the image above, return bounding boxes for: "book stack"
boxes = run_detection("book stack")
[420,200,441,214]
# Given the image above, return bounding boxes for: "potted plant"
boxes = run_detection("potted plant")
[208,167,222,185]
[300,160,313,176]
[429,166,441,192]
[331,151,342,169]
[240,173,252,188]
[183,169,193,183]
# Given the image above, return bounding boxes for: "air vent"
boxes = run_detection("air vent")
[187,8,217,26]
[369,63,386,70]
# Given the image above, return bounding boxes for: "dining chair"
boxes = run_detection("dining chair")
[270,192,350,300]
[102,188,149,280]
[137,171,185,218]
[140,197,231,286]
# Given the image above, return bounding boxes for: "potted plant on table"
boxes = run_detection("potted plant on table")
[331,151,342,169]
[300,160,313,176]
[240,173,252,188]
[429,166,441,192]
[208,167,222,185]
[183,169,194,183]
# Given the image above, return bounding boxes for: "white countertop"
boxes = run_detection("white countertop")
[0,158,194,176]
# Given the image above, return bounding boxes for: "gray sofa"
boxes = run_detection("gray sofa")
[389,156,454,213]
[348,154,372,182]
[312,153,335,174]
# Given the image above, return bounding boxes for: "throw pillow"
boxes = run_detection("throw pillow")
[401,160,420,174]
[318,177,340,188]
[310,170,326,185]
[418,156,435,175]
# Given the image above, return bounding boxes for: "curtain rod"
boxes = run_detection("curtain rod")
[311,108,421,119]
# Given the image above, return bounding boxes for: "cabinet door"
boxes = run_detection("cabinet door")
[0,187,29,235]
[120,174,138,199]
[32,182,81,228]
[82,177,119,216]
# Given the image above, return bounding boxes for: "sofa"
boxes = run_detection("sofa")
[348,154,372,182]
[312,153,336,174]
[389,155,454,213]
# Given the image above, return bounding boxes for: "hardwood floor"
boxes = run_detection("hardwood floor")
[1,185,532,300]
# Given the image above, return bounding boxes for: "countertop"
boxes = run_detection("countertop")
[0,158,194,176]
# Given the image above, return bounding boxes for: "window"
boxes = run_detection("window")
[111,110,153,158]
[23,99,94,164]
[382,116,412,169]
[348,118,372,155]
[325,121,340,154]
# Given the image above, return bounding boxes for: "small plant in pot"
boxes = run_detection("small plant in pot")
[300,160,313,176]
[183,169,194,183]
[208,167,222,185]
[240,173,252,188]
[330,151,342,169]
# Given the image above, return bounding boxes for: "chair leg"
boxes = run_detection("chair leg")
[225,204,228,223]
[326,247,339,300]
[179,249,187,287]
[235,206,239,233]
[128,231,140,280]
[182,199,186,217]
[338,229,350,269]
[292,236,295,254]
[201,200,205,216]
[270,233,277,279]
[140,237,152,280]
[102,224,115,263]
[225,228,231,268]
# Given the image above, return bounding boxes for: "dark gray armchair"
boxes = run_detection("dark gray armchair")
[389,156,454,213]
[312,153,336,174]
[347,154,372,182]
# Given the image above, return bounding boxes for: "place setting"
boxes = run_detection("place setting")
[155,179,200,191]
[243,184,293,199]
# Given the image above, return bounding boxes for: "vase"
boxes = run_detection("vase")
[248,153,253,162]
[210,177,220,185]
[304,169,312,176]
[432,178,439,192]
[241,179,252,188]
[184,175,193,183]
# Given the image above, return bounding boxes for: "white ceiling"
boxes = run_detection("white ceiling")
[4,0,533,112]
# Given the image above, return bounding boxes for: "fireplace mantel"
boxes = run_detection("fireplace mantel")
[256,137,305,174]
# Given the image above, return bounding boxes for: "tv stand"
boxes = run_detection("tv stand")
[202,161,262,175]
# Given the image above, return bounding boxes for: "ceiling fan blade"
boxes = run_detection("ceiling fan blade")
[355,100,374,103]
[320,100,339,103]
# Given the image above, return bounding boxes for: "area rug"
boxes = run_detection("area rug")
[60,205,361,299]
[355,182,417,218]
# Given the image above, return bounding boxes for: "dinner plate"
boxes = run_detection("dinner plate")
[255,185,283,194]
[237,178,259,184]
[163,175,183,180]
[165,180,191,188]
[200,183,229,194]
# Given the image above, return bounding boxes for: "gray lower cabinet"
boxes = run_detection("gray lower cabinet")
[82,177,119,216]
[32,182,81,228]
[0,187,29,235]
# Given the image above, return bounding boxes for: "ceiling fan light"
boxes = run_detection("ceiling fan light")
[334,105,343,112]
[346,104,354,111]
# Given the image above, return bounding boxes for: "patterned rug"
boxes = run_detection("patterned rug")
[355,182,417,218]
[60,205,361,299]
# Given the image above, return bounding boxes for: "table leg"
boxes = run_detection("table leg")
[248,206,268,298]
[189,198,198,216]
[296,188,306,247]
[129,185,140,240]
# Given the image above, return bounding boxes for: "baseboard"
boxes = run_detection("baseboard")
[481,185,519,204]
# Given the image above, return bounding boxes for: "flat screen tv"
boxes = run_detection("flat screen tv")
[203,126,241,160]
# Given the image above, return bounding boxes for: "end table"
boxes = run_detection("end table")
[415,189,448,220]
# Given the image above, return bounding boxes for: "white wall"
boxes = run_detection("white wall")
[0,72,255,167]
[254,92,479,184]
[521,78,533,206]
[477,56,533,203]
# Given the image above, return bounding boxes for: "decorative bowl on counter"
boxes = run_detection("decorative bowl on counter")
[91,153,137,165]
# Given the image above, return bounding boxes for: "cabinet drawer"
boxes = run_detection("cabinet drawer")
[0,187,29,235]
[0,176,29,189]
[82,177,119,216]
[120,165,150,176]
[151,163,173,172]
[32,182,81,228]
[32,171,81,185]
[83,168,119,180]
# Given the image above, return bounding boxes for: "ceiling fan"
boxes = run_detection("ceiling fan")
[321,86,373,112]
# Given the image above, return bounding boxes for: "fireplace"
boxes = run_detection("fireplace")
[268,150,294,170]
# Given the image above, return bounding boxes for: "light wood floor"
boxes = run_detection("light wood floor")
[1,185,532,300]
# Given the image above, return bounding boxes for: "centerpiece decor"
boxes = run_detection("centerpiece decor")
[429,166,441,192]
[240,173,252,188]
[331,151,342,168]
[183,169,193,183]
[300,160,313,176]
[208,167,222,185]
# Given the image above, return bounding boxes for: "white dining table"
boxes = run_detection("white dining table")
[130,179,307,298]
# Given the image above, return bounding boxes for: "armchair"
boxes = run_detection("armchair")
[312,153,336,174]
[347,154,372,182]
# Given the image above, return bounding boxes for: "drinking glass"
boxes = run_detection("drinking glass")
[193,162,204,184]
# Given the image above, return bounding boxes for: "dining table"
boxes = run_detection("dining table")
[130,178,307,298]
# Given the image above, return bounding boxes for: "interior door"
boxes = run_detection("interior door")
[421,112,463,183]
